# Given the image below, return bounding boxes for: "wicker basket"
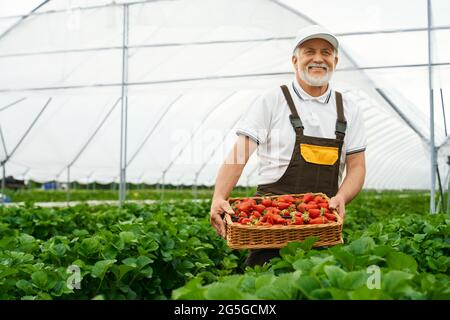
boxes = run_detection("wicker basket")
[224,192,343,249]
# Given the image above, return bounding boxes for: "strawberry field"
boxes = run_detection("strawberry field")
[0,191,449,300]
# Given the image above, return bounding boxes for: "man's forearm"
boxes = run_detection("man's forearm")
[336,165,365,204]
[212,163,246,201]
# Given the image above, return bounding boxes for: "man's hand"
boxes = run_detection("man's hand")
[209,136,257,238]
[210,199,235,238]
[329,194,346,219]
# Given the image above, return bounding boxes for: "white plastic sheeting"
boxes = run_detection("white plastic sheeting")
[0,0,449,191]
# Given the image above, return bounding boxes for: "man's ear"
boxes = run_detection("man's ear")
[292,55,297,66]
[334,55,339,67]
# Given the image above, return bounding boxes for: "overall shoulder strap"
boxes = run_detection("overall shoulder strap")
[335,91,347,141]
[280,85,304,132]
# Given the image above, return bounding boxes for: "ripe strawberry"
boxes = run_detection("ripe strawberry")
[251,210,261,218]
[239,212,248,218]
[261,198,272,207]
[278,195,296,203]
[305,203,319,210]
[308,208,321,219]
[309,217,328,225]
[254,204,266,213]
[237,202,252,212]
[302,193,314,203]
[318,202,329,209]
[297,203,308,213]
[325,212,337,221]
[279,203,291,210]
[314,195,327,203]
[292,215,304,225]
[244,198,257,205]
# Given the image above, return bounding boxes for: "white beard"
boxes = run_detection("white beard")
[299,63,334,87]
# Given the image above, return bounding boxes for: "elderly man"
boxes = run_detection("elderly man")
[210,25,367,267]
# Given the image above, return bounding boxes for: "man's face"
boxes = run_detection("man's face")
[292,38,338,87]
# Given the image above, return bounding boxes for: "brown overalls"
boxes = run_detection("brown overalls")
[244,84,347,267]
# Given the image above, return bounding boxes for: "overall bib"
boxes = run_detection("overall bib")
[245,84,347,267]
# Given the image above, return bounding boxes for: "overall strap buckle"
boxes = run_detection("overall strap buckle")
[335,121,347,135]
[289,114,304,130]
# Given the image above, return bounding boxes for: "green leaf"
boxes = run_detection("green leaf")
[309,288,332,299]
[280,241,304,257]
[205,283,244,300]
[341,271,368,290]
[116,265,135,281]
[310,255,335,274]
[426,256,450,273]
[172,278,206,300]
[72,229,90,237]
[300,236,320,251]
[79,237,101,256]
[373,245,394,257]
[347,237,375,255]
[91,259,117,279]
[37,292,53,300]
[119,231,137,244]
[294,275,321,298]
[0,266,19,279]
[136,256,153,268]
[31,271,48,290]
[49,243,67,257]
[386,252,418,273]
[255,274,276,290]
[327,287,350,299]
[143,239,159,252]
[122,257,137,268]
[292,259,314,272]
[256,274,297,300]
[413,234,426,242]
[323,265,347,287]
[72,259,86,269]
[271,260,292,273]
[140,266,153,278]
[281,237,320,257]
[9,251,34,265]
[329,246,356,270]
[16,280,33,293]
[350,287,387,300]
[17,234,38,252]
[382,270,414,293]
[239,276,256,293]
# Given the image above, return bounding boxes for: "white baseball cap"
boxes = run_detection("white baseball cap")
[293,25,339,53]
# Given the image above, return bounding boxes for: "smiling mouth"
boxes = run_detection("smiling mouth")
[308,66,327,71]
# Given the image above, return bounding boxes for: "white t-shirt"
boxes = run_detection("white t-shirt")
[236,79,367,185]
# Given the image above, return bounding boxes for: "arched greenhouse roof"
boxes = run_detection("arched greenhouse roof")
[0,0,449,194]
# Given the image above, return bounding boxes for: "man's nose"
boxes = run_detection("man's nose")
[312,53,325,63]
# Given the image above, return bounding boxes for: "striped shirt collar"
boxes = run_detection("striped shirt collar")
[292,79,332,104]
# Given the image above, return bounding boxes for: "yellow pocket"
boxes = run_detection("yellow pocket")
[300,143,339,165]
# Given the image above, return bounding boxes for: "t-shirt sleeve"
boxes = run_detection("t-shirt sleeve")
[345,97,367,155]
[235,93,272,145]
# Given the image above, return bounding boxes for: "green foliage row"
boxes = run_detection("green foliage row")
[3,188,256,203]
[172,192,450,300]
[0,190,448,300]
[0,201,246,300]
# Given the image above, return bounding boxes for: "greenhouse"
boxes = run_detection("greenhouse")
[0,0,449,304]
